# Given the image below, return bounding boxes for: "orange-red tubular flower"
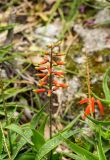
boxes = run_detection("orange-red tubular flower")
[53,80,59,86]
[47,90,52,97]
[35,67,46,70]
[38,81,47,86]
[80,97,104,119]
[83,105,92,119]
[48,67,52,75]
[36,73,46,77]
[40,74,48,82]
[33,89,46,93]
[38,57,48,65]
[59,83,68,88]
[53,71,64,77]
[90,97,95,112]
[84,97,95,114]
[56,61,65,65]
[96,99,104,115]
[52,60,57,65]
[79,98,89,104]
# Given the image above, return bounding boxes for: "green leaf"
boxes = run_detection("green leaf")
[103,67,110,99]
[12,130,32,160]
[34,94,41,109]
[63,138,98,160]
[47,0,62,24]
[0,128,3,155]
[0,44,12,57]
[0,154,7,159]
[92,67,110,104]
[64,114,81,131]
[67,0,81,21]
[38,115,48,135]
[0,24,14,33]
[35,114,80,160]
[30,102,48,129]
[62,152,82,160]
[97,127,107,160]
[87,115,110,126]
[92,91,110,104]
[15,152,35,160]
[0,87,31,103]
[32,130,45,150]
[35,130,75,160]
[52,153,61,160]
[6,124,33,145]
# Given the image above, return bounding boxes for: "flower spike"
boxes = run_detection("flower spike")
[33,41,68,96]
[33,41,68,149]
[80,97,104,119]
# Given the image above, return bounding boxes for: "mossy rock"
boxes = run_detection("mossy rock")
[65,43,83,72]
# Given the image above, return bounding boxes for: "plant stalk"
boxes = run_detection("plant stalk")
[85,52,95,118]
[48,47,53,159]
[86,52,91,100]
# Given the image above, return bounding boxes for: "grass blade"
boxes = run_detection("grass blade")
[63,138,98,160]
[97,127,107,160]
[87,115,110,126]
[62,152,82,160]
[6,124,33,146]
[0,128,3,155]
[12,130,32,160]
[30,102,48,129]
[35,130,76,160]
[103,67,110,99]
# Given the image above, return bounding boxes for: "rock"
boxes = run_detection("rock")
[74,55,86,64]
[35,19,62,48]
[95,8,110,24]
[74,8,110,52]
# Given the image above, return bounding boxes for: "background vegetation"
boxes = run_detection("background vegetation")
[0,0,110,160]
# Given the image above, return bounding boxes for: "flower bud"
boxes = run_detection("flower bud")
[56,61,65,65]
[40,75,48,82]
[38,81,47,86]
[38,58,48,65]
[33,89,46,93]
[35,67,46,70]
[59,83,68,88]
[36,73,46,77]
[53,71,64,77]
[47,90,52,97]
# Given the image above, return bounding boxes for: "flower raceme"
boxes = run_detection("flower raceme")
[33,43,68,97]
[79,97,104,119]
